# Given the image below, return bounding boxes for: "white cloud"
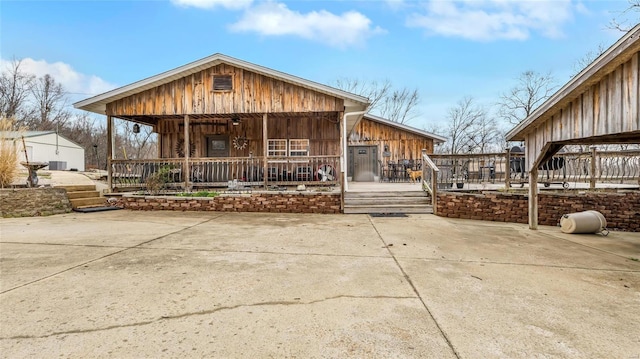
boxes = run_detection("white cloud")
[407,0,577,41]
[1,58,117,96]
[229,2,385,48]
[171,0,253,10]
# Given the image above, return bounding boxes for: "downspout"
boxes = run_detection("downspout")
[342,110,367,192]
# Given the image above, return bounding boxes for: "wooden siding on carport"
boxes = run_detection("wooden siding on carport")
[105,63,344,116]
[157,115,340,158]
[348,118,435,163]
[525,52,640,170]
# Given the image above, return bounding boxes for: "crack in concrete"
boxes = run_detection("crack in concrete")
[0,295,417,340]
[0,241,131,250]
[126,246,391,259]
[367,216,462,359]
[392,257,640,273]
[0,216,223,295]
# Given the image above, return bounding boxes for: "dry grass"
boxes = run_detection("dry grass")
[0,118,22,188]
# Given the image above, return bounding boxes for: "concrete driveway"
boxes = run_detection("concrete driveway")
[1,211,638,358]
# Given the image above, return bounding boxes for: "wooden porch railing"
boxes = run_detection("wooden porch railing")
[421,149,440,214]
[109,156,340,191]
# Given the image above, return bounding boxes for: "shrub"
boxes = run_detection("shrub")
[145,165,174,195]
[0,118,21,188]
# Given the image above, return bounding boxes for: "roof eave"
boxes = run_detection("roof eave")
[74,53,369,115]
[506,24,640,141]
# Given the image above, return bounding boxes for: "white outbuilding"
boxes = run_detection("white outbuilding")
[3,131,85,171]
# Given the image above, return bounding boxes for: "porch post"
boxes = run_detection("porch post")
[504,148,511,189]
[263,113,268,188]
[106,115,113,192]
[339,111,345,211]
[528,167,538,229]
[589,146,597,189]
[184,114,190,191]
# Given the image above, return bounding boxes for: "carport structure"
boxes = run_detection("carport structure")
[506,24,640,229]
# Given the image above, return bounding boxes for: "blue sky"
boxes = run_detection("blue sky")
[1,0,635,131]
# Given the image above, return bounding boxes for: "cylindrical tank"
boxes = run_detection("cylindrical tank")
[560,210,607,234]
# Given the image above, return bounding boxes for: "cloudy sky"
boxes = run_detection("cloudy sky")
[1,0,634,130]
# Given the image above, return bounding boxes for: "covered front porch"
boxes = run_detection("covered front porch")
[106,112,343,191]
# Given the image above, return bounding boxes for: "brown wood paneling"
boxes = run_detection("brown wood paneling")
[106,64,344,116]
[348,118,435,164]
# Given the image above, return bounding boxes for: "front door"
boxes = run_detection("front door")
[349,146,377,182]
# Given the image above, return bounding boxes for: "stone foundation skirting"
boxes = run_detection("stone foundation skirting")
[1,188,72,218]
[436,190,640,232]
[116,192,341,214]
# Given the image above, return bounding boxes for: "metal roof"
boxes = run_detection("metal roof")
[506,23,640,141]
[74,53,370,115]
[363,114,447,143]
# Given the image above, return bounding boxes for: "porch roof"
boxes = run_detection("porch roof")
[73,53,369,116]
[506,24,640,142]
[363,114,447,144]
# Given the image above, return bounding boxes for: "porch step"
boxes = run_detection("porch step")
[344,191,433,214]
[54,184,96,192]
[70,197,107,208]
[66,190,100,199]
[55,184,107,210]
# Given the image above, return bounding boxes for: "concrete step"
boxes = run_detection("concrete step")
[66,190,101,199]
[344,204,433,214]
[55,184,97,192]
[345,191,426,198]
[70,197,107,208]
[345,197,429,205]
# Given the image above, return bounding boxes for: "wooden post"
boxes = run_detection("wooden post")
[504,148,511,189]
[184,114,190,191]
[528,167,538,230]
[590,146,597,190]
[263,113,268,188]
[106,115,113,192]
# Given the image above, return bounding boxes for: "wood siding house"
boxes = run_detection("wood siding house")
[506,24,640,229]
[74,54,371,191]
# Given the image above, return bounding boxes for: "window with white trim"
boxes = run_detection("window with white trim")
[288,139,309,157]
[267,139,287,157]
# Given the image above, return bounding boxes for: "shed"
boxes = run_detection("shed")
[2,131,85,171]
[506,24,640,228]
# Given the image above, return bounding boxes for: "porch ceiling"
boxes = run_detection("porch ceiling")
[115,111,341,127]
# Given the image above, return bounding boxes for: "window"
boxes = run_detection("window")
[268,139,287,157]
[213,75,233,91]
[289,139,309,157]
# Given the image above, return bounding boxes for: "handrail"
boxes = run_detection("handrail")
[421,149,440,214]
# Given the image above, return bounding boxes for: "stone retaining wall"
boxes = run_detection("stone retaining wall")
[436,190,640,232]
[0,188,72,217]
[117,192,341,214]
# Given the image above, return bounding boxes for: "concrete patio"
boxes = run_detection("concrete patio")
[1,211,638,358]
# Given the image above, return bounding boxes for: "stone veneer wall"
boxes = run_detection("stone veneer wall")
[436,190,640,232]
[117,192,341,214]
[0,188,72,217]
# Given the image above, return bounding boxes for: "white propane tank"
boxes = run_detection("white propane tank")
[560,210,607,234]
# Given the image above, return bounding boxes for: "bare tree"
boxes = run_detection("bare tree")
[468,115,502,153]
[443,96,486,154]
[334,78,421,124]
[27,74,71,130]
[378,88,420,124]
[571,43,608,77]
[0,58,35,121]
[335,77,391,111]
[496,71,557,126]
[609,0,640,32]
